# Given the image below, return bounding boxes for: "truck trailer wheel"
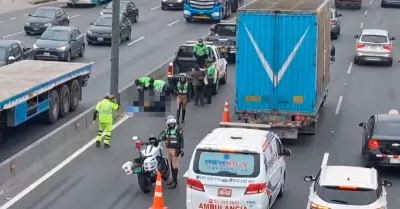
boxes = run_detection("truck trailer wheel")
[44,90,60,124]
[59,85,71,118]
[69,79,81,112]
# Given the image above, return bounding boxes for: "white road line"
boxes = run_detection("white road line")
[166,20,179,27]
[150,5,160,10]
[0,115,130,209]
[24,14,29,16]
[127,36,145,46]
[347,62,353,74]
[70,14,81,19]
[364,10,368,16]
[10,17,16,20]
[360,22,363,29]
[369,0,372,4]
[0,21,2,23]
[335,96,344,115]
[2,31,24,38]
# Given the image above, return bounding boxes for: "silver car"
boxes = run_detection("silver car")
[330,9,342,40]
[354,29,395,66]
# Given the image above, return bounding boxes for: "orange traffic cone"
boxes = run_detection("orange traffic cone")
[222,99,231,122]
[149,171,168,209]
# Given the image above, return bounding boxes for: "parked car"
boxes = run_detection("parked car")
[24,7,70,35]
[86,14,132,45]
[100,1,139,23]
[330,9,342,40]
[381,0,400,7]
[0,40,34,66]
[33,26,85,61]
[335,0,362,9]
[161,0,184,10]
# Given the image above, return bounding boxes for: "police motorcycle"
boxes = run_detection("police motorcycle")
[122,135,170,193]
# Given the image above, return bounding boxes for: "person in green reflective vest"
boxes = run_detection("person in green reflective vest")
[93,94,120,148]
[204,62,216,104]
[152,79,172,95]
[193,38,209,68]
[175,73,191,124]
[134,76,153,91]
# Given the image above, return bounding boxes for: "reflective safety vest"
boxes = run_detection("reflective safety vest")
[177,82,188,94]
[206,65,216,78]
[95,99,119,123]
[154,80,166,92]
[165,127,179,148]
[139,77,151,88]
[194,44,209,56]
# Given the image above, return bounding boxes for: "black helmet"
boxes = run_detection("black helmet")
[198,38,203,43]
[149,78,155,85]
[134,79,140,86]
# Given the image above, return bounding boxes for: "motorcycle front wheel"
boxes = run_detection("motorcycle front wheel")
[137,173,152,193]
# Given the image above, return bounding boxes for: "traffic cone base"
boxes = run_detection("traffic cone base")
[222,99,231,122]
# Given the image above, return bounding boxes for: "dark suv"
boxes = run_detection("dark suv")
[335,0,362,9]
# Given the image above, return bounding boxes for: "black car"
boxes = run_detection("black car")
[360,112,400,167]
[161,0,184,10]
[87,14,132,45]
[100,1,139,24]
[24,7,70,35]
[33,26,85,61]
[206,23,236,62]
[0,40,34,66]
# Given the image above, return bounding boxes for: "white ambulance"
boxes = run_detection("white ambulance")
[184,123,291,209]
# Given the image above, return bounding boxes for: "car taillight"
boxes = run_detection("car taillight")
[244,183,266,195]
[186,178,205,192]
[295,115,305,121]
[167,63,173,76]
[357,43,365,48]
[331,19,336,24]
[384,45,392,50]
[310,202,330,209]
[368,139,379,149]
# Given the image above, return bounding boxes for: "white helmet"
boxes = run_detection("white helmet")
[166,118,177,125]
[389,109,399,115]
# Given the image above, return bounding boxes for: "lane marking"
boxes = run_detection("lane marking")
[24,14,29,16]
[0,115,130,209]
[364,10,368,16]
[70,14,80,19]
[347,62,353,74]
[127,36,145,46]
[335,96,344,115]
[360,22,363,29]
[2,31,24,38]
[166,20,179,27]
[369,0,372,4]
[10,17,16,20]
[150,5,160,10]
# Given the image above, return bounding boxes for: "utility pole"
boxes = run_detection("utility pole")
[110,0,121,100]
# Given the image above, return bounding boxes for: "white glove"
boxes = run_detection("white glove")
[122,161,134,175]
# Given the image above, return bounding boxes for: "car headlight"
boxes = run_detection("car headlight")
[211,12,219,17]
[184,10,191,15]
[33,44,39,49]
[44,23,52,27]
[87,30,93,35]
[25,22,30,26]
[100,12,104,15]
[57,46,68,51]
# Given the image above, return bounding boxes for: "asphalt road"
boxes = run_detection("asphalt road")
[3,0,400,208]
[0,0,214,162]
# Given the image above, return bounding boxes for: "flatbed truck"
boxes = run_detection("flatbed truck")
[0,60,92,141]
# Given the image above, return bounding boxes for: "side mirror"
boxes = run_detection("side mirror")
[8,56,16,61]
[36,36,40,39]
[330,57,335,62]
[381,180,393,187]
[338,13,342,17]
[90,22,93,25]
[354,34,360,38]
[132,136,138,141]
[303,175,316,182]
[359,122,366,128]
[28,13,32,16]
[391,36,395,40]
[280,148,291,156]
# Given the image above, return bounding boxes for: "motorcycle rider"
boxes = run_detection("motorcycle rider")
[160,117,184,189]
[175,73,191,124]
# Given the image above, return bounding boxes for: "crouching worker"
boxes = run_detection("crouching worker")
[134,76,154,91]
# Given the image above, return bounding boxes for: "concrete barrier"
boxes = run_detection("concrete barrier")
[0,59,172,199]
[27,0,56,5]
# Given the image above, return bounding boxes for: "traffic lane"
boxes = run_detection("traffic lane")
[0,2,63,22]
[8,64,236,209]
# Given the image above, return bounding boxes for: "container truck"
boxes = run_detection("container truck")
[228,0,334,139]
[0,60,92,142]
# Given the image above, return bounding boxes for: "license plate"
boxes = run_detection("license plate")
[133,167,142,173]
[43,52,50,56]
[217,188,232,197]
[169,4,173,6]
[97,37,104,41]
[269,114,279,121]
[220,48,226,52]
[33,28,39,30]
[193,16,210,19]
[390,158,400,164]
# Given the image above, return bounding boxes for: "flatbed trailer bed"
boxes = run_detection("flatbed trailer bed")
[0,60,92,141]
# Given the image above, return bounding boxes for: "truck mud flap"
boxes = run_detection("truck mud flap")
[270,127,298,139]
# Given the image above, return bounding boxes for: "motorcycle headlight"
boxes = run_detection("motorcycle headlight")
[25,22,30,26]
[33,44,39,49]
[57,45,68,51]
[86,30,93,35]
[44,23,52,27]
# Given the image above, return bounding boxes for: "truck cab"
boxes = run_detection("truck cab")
[0,40,34,67]
[167,41,228,95]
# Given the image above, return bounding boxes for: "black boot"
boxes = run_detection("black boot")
[168,169,178,189]
[167,165,174,185]
[96,141,100,147]
[176,109,181,124]
[181,109,186,123]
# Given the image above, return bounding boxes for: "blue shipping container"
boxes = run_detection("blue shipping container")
[236,11,326,115]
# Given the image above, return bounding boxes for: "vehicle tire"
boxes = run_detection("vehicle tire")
[232,0,238,12]
[65,19,70,26]
[220,68,227,84]
[277,172,285,198]
[78,44,85,57]
[362,155,375,168]
[126,31,131,41]
[381,1,386,7]
[87,41,93,46]
[185,18,192,23]
[387,59,393,66]
[334,2,341,8]
[338,28,341,35]
[137,173,151,193]
[134,14,139,22]
[69,79,80,112]
[44,90,60,124]
[59,84,70,118]
[66,3,72,7]
[331,32,338,40]
[353,56,360,65]
[65,50,72,62]
[355,4,361,9]
[25,31,30,35]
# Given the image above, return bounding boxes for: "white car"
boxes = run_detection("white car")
[304,152,393,209]
[184,125,291,209]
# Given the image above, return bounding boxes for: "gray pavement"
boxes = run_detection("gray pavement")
[0,0,213,161]
[3,0,400,208]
